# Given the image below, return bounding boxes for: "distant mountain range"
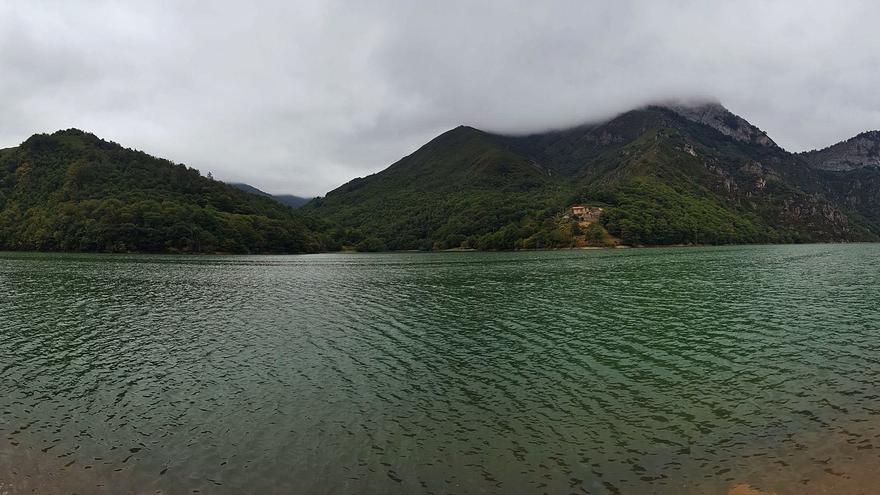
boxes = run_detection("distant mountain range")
[799,131,880,171]
[2,100,878,253]
[306,101,880,250]
[228,183,311,208]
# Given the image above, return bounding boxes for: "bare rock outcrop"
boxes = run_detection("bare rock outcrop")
[800,130,880,171]
[664,101,778,147]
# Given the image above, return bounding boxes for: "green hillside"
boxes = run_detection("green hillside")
[308,126,572,250]
[0,130,330,253]
[308,104,880,250]
[4,103,878,254]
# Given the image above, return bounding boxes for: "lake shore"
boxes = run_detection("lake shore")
[1,241,878,257]
[4,441,880,495]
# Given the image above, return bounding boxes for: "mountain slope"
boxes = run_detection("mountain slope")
[800,131,880,171]
[273,194,311,208]
[308,103,880,249]
[0,129,329,253]
[229,182,311,208]
[665,101,777,147]
[798,131,880,232]
[308,126,570,250]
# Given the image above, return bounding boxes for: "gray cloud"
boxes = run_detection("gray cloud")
[2,0,879,196]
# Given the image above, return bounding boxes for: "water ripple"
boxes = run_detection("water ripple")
[1,245,879,494]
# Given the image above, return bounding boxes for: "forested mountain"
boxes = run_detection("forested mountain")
[0,130,331,253]
[307,126,570,250]
[4,103,878,254]
[229,182,311,208]
[307,102,880,250]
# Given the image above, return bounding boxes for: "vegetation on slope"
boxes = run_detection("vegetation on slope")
[307,126,577,250]
[0,130,331,253]
[4,103,878,254]
[309,105,880,250]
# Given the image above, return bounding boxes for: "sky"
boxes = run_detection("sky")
[1,1,879,196]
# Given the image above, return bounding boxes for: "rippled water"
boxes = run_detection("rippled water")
[2,245,880,495]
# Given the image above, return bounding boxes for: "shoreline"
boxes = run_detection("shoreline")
[1,448,876,495]
[0,241,877,257]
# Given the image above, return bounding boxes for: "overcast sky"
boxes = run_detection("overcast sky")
[2,1,879,196]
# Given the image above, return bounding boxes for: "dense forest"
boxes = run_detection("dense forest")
[0,130,332,253]
[2,102,879,254]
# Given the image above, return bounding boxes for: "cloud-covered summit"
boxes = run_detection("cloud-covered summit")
[1,1,878,196]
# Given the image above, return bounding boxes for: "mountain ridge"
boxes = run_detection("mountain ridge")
[228,182,311,208]
[799,130,880,171]
[308,101,880,249]
[3,100,878,253]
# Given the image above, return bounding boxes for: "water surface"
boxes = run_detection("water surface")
[1,245,879,494]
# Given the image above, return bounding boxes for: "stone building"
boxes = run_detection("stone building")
[570,205,603,222]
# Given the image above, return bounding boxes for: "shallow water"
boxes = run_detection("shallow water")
[1,245,879,494]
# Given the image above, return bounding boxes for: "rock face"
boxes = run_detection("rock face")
[800,131,880,171]
[665,101,778,148]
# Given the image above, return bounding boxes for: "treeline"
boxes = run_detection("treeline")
[312,186,591,251]
[0,198,324,253]
[326,215,590,252]
[315,173,779,251]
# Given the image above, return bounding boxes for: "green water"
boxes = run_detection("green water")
[1,245,879,494]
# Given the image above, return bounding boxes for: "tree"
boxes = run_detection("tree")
[585,222,609,246]
[355,236,386,252]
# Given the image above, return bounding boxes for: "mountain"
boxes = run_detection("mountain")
[5,108,878,255]
[0,129,331,253]
[800,131,880,171]
[229,182,311,208]
[308,125,568,250]
[273,194,312,208]
[801,131,880,233]
[308,102,880,250]
[665,101,777,147]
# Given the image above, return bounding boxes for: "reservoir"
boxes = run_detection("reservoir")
[1,245,879,494]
